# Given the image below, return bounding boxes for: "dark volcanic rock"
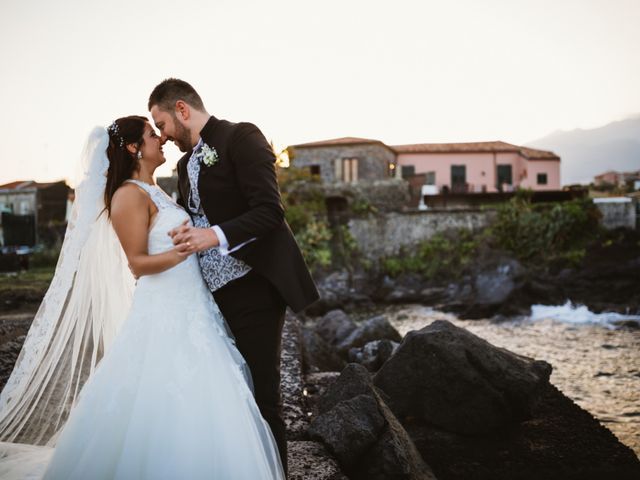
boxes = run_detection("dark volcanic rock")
[317,363,380,415]
[407,383,640,480]
[348,339,400,372]
[374,320,552,434]
[287,441,348,480]
[309,393,386,469]
[336,315,402,356]
[313,309,357,346]
[357,397,437,480]
[312,364,436,479]
[306,271,374,316]
[304,372,341,418]
[301,326,347,373]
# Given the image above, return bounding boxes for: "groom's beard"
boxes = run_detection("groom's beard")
[172,120,192,153]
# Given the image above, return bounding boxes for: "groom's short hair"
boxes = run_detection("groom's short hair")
[148,78,205,112]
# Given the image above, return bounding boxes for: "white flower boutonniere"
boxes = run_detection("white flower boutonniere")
[196,143,219,167]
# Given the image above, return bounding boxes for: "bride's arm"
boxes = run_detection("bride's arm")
[111,184,188,277]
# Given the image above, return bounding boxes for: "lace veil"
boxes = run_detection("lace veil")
[0,127,135,446]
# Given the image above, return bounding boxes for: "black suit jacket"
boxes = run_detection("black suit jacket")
[176,116,319,313]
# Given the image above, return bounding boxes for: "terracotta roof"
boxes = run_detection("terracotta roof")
[290,137,385,149]
[392,141,559,161]
[518,146,560,161]
[0,180,34,190]
[0,180,66,190]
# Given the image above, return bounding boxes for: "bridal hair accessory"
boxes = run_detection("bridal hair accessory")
[107,121,125,148]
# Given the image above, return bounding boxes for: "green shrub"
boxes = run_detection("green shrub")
[487,196,601,264]
[382,230,479,280]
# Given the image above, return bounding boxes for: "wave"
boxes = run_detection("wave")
[530,301,640,327]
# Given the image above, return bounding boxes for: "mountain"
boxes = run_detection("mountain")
[526,115,640,185]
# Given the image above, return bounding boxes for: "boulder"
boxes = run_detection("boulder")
[309,394,386,469]
[312,364,436,479]
[287,440,348,480]
[336,315,402,356]
[374,320,552,434]
[406,384,640,480]
[348,339,400,372]
[314,309,357,346]
[301,326,347,373]
[317,363,382,415]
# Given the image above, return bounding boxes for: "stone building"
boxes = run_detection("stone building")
[288,137,398,184]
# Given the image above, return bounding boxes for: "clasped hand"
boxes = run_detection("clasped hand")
[168,220,220,255]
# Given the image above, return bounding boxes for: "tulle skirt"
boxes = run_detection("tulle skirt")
[1,258,284,479]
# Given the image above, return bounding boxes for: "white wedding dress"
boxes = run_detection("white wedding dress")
[0,179,285,479]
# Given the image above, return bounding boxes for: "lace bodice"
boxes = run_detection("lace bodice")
[125,180,191,255]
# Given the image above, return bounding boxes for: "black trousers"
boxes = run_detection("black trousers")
[212,269,288,476]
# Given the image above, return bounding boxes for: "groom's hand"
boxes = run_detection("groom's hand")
[169,222,219,254]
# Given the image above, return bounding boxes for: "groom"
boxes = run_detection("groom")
[148,78,319,475]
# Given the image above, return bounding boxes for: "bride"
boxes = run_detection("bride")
[0,116,285,479]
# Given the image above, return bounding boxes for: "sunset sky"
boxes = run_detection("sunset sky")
[1,0,638,185]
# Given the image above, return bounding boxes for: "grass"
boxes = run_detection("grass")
[0,267,55,293]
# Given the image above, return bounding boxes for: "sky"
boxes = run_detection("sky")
[0,0,638,186]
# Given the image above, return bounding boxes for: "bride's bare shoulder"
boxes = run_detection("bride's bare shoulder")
[111,182,149,212]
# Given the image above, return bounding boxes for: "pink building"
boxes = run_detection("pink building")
[393,141,560,193]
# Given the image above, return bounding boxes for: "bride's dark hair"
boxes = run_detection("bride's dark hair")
[105,115,148,216]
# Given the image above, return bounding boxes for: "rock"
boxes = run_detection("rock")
[357,396,438,480]
[473,260,521,305]
[317,363,380,415]
[309,394,386,469]
[374,319,552,435]
[306,271,375,316]
[301,326,347,373]
[348,339,400,372]
[287,441,348,480]
[280,312,309,440]
[375,274,424,303]
[304,372,341,418]
[312,364,436,479]
[314,309,357,346]
[407,383,640,480]
[336,315,402,356]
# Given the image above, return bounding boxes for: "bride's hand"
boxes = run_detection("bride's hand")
[169,223,219,254]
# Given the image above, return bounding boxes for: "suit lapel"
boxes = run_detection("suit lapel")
[177,152,192,207]
[196,116,221,201]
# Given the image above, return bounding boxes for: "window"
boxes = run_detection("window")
[537,173,548,185]
[425,171,436,185]
[309,165,321,176]
[335,158,358,183]
[401,165,415,178]
[451,165,466,192]
[497,164,513,188]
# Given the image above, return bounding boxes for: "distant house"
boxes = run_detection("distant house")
[288,138,560,192]
[394,141,560,193]
[594,170,640,188]
[0,180,70,246]
[289,137,397,184]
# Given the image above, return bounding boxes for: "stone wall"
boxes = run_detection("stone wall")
[347,210,496,260]
[594,198,637,230]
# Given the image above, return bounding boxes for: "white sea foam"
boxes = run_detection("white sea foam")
[530,301,640,326]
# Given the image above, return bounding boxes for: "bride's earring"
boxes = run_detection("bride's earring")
[137,151,143,160]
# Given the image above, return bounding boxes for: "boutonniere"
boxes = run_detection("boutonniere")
[196,143,219,167]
